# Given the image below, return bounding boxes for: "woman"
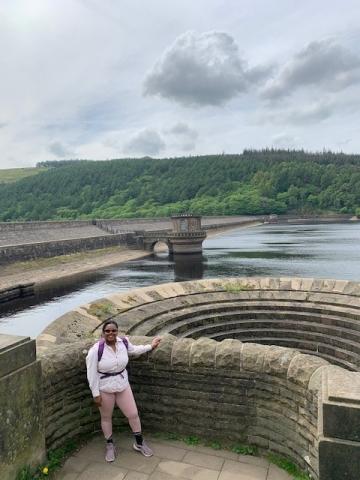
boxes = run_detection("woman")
[86,320,161,462]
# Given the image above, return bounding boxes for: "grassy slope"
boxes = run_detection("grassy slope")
[0,167,48,184]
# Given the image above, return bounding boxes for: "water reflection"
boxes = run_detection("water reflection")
[224,251,313,260]
[173,253,206,281]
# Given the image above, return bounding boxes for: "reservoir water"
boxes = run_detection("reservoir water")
[0,222,359,338]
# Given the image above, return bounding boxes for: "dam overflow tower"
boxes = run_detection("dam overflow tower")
[168,214,207,254]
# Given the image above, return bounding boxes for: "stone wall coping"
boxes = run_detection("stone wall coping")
[327,369,360,404]
[39,334,331,392]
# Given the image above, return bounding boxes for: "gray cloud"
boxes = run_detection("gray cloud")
[262,40,360,99]
[289,100,334,124]
[260,99,334,126]
[143,31,270,107]
[271,133,297,147]
[48,141,73,158]
[124,128,165,156]
[165,122,198,151]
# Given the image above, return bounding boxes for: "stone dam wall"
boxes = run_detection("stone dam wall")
[0,232,138,265]
[0,216,261,266]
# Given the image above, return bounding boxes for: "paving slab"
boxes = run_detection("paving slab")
[219,459,268,480]
[267,464,293,479]
[76,462,127,480]
[113,450,160,474]
[55,433,295,480]
[153,460,219,480]
[182,451,224,470]
[123,472,150,480]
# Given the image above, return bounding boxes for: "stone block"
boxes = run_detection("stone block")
[151,334,177,364]
[190,338,217,368]
[262,346,299,376]
[171,338,195,367]
[0,334,36,377]
[241,343,270,372]
[319,438,360,480]
[322,369,360,442]
[287,354,328,387]
[0,334,45,480]
[215,339,242,370]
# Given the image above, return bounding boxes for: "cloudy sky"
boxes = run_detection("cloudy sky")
[1,0,360,168]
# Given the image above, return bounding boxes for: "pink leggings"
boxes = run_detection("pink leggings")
[99,386,141,439]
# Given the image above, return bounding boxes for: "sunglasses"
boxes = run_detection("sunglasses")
[104,329,118,333]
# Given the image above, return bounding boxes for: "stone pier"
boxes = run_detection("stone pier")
[0,334,45,480]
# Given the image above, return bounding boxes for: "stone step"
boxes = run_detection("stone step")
[131,304,360,337]
[123,297,360,335]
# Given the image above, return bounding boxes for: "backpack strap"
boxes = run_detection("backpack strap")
[120,336,129,351]
[97,338,105,362]
[97,336,129,362]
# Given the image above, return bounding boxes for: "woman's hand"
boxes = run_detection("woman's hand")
[151,337,161,350]
[94,396,102,407]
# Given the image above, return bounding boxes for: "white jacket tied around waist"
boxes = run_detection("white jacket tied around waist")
[86,336,152,397]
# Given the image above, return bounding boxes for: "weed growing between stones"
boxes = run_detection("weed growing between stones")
[231,443,258,455]
[267,453,312,480]
[223,282,254,293]
[15,439,78,479]
[183,435,201,446]
[86,299,120,320]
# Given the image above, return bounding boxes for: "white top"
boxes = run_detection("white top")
[86,336,152,397]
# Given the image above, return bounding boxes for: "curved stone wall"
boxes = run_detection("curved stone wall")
[38,277,360,371]
[40,335,329,479]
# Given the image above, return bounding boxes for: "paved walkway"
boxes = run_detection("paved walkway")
[56,432,293,480]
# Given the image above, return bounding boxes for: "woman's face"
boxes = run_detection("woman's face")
[103,323,118,342]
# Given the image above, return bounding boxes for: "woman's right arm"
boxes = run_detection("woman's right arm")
[86,346,101,402]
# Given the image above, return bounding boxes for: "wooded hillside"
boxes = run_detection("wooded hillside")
[0,150,359,221]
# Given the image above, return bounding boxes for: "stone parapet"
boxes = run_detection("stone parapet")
[35,277,360,479]
[39,336,323,478]
[0,334,45,480]
[318,367,360,479]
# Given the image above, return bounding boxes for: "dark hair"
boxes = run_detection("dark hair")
[102,320,119,333]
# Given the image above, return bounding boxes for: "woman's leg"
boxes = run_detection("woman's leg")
[114,386,141,432]
[115,386,153,457]
[99,392,116,439]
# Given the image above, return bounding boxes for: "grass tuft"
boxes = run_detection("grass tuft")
[267,453,312,479]
[223,282,254,293]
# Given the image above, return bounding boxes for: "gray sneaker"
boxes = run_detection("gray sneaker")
[105,442,116,462]
[133,441,153,457]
